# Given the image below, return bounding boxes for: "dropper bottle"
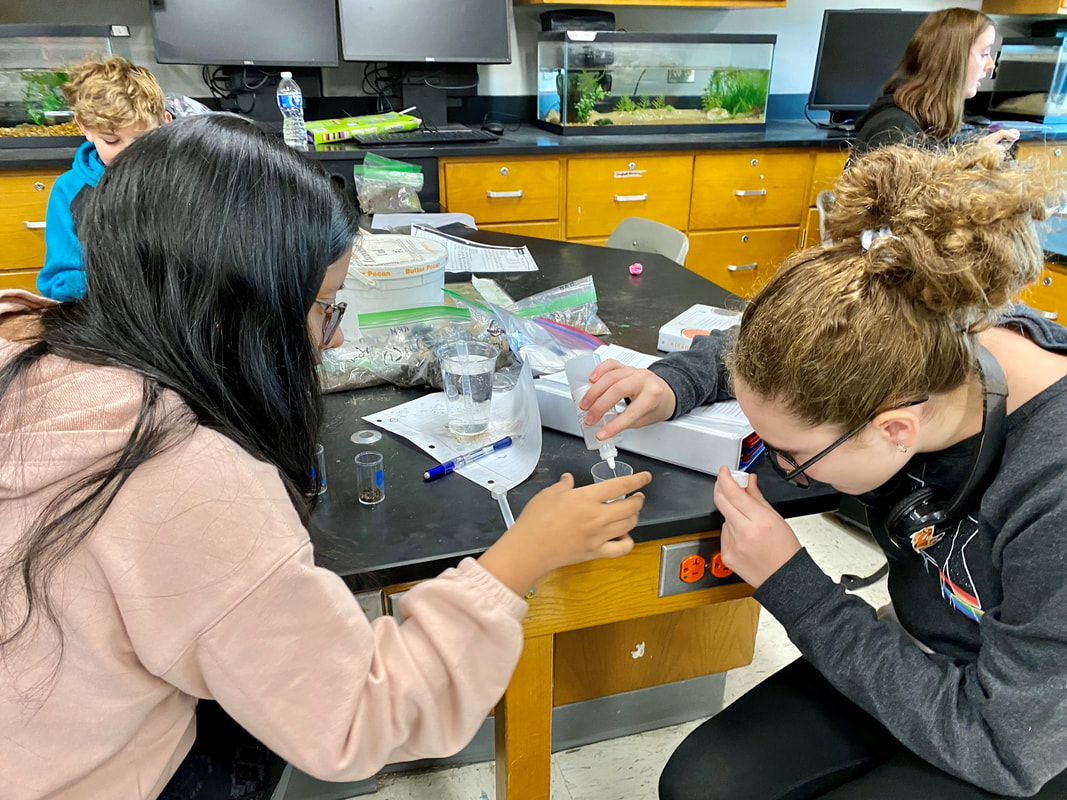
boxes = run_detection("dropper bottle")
[564,353,623,470]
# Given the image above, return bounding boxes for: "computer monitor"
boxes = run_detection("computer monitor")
[337,0,511,64]
[150,0,339,67]
[338,0,511,125]
[808,9,927,120]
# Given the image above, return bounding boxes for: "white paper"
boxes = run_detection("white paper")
[372,212,477,232]
[411,224,539,274]
[541,344,751,431]
[363,358,542,491]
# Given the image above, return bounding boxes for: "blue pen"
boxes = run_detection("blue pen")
[424,436,514,481]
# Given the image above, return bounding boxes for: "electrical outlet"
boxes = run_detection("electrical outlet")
[659,539,740,597]
[667,69,696,84]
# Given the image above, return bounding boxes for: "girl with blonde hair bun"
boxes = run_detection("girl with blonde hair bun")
[581,143,1067,798]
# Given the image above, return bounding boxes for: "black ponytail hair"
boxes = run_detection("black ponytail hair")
[0,114,357,659]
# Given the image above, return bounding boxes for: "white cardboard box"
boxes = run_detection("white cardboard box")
[535,345,755,475]
[657,304,741,352]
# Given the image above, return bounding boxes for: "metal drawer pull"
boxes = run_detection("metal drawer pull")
[734,189,767,197]
[613,193,648,202]
[727,262,758,272]
[486,190,523,199]
[1041,309,1059,321]
[23,221,46,229]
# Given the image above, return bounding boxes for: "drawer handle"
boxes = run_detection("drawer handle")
[734,189,767,197]
[23,221,47,229]
[613,193,648,202]
[1041,309,1060,321]
[727,262,758,272]
[486,190,523,199]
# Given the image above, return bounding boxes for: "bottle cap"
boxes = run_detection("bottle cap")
[280,71,292,79]
[598,442,618,462]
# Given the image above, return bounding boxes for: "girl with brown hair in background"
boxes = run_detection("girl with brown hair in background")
[854,8,1020,154]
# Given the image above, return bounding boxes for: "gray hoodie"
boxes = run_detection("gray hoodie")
[649,308,1067,796]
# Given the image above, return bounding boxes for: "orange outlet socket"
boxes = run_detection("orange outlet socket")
[710,552,733,579]
[679,554,707,583]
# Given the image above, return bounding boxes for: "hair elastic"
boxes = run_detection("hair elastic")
[860,226,900,251]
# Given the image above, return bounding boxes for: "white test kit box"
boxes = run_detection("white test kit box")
[657,304,741,352]
[535,345,755,475]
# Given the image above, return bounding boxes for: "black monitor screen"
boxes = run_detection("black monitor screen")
[809,10,927,113]
[151,0,339,67]
[338,0,511,64]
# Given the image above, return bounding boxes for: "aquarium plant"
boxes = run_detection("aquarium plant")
[573,70,608,124]
[614,95,636,114]
[702,68,769,117]
[637,95,651,110]
[22,70,69,125]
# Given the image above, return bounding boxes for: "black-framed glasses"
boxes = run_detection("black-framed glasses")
[764,398,927,488]
[315,300,347,347]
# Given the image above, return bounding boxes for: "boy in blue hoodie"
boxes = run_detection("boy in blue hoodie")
[40,57,169,301]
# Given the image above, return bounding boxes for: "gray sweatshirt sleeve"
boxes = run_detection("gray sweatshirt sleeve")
[754,477,1067,796]
[647,331,734,419]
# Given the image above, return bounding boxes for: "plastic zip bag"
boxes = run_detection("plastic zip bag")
[318,305,507,392]
[353,154,425,214]
[506,275,609,335]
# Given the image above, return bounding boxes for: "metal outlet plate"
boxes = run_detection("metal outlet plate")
[658,539,741,597]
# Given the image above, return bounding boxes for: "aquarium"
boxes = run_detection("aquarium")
[988,37,1067,125]
[537,32,775,136]
[0,24,131,139]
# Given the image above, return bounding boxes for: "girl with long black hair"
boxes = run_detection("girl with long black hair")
[0,114,650,800]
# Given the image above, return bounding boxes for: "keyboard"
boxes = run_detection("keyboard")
[353,126,500,146]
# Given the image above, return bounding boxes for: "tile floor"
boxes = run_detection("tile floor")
[355,512,891,800]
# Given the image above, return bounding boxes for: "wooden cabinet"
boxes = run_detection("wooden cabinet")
[0,167,63,292]
[981,0,1067,13]
[1015,141,1067,325]
[438,144,844,295]
[799,149,848,248]
[565,153,693,240]
[688,227,799,297]
[440,156,561,232]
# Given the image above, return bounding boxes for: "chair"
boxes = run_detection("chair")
[605,217,690,266]
[816,190,835,246]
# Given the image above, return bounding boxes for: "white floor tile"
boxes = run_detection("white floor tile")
[357,512,889,799]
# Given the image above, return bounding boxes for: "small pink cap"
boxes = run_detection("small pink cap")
[628,262,643,275]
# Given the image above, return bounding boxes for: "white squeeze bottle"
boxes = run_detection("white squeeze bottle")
[276,72,308,151]
[564,353,623,469]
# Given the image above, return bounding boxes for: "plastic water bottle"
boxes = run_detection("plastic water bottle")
[276,71,307,151]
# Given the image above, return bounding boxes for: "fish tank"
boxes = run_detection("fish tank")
[988,37,1067,125]
[537,32,776,136]
[0,24,132,143]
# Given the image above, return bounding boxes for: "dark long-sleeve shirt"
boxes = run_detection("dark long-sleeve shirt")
[649,309,1067,796]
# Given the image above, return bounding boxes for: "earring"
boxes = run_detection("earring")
[896,443,909,454]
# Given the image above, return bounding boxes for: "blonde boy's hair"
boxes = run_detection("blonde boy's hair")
[62,57,166,133]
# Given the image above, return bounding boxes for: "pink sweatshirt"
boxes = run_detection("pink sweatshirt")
[0,291,527,800]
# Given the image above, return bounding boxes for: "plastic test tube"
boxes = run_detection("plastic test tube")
[355,451,385,505]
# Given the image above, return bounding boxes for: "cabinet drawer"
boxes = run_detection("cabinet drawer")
[479,220,561,240]
[443,158,560,224]
[1015,142,1066,172]
[690,150,812,230]
[1018,263,1067,325]
[808,150,848,206]
[566,154,693,239]
[0,269,41,293]
[687,227,799,298]
[0,169,63,271]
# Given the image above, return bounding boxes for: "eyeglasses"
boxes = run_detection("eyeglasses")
[764,398,927,488]
[314,299,347,347]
